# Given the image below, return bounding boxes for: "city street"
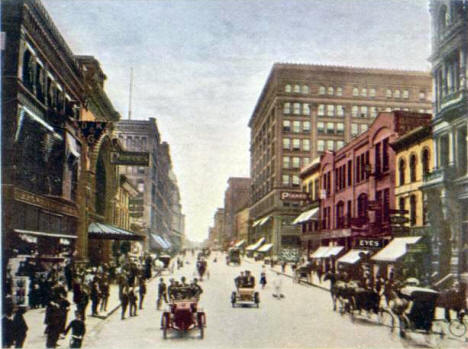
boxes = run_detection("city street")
[75,253,464,349]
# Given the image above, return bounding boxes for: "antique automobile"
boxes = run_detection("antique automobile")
[231,276,259,308]
[226,248,241,265]
[161,292,206,339]
[389,286,446,345]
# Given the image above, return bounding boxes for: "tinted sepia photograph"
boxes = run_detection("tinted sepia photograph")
[1,0,468,348]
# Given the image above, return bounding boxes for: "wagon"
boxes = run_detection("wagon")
[231,286,260,308]
[161,298,206,339]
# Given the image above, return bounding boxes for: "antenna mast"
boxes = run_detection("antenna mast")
[128,67,133,120]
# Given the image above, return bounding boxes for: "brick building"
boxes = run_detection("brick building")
[223,177,250,245]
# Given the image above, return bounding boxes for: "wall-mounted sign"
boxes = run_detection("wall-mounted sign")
[357,238,384,249]
[389,209,409,215]
[77,121,107,146]
[110,151,149,166]
[280,191,309,201]
[390,216,409,224]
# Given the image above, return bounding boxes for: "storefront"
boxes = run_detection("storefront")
[246,237,265,257]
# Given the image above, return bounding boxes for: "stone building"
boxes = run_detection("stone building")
[213,208,225,248]
[423,1,468,285]
[223,177,250,245]
[248,63,432,256]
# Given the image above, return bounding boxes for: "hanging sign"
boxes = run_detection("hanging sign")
[110,151,149,166]
[77,121,107,145]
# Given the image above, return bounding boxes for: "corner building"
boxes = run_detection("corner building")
[248,63,432,257]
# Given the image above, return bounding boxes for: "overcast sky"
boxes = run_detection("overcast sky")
[42,0,432,242]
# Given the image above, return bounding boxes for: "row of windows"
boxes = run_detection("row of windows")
[282,138,311,151]
[284,84,309,94]
[317,122,344,135]
[282,120,311,133]
[317,139,345,152]
[283,102,310,115]
[398,149,431,185]
[351,123,368,137]
[282,174,300,186]
[282,156,311,169]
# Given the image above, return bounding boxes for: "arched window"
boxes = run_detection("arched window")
[336,201,345,228]
[22,50,34,89]
[285,84,291,93]
[399,158,406,185]
[302,85,309,94]
[422,148,430,175]
[328,87,334,95]
[293,84,300,93]
[357,193,368,218]
[318,86,326,95]
[410,154,417,182]
[352,87,359,96]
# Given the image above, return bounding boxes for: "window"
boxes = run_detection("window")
[336,87,343,96]
[283,102,291,114]
[357,194,368,218]
[403,89,409,99]
[360,106,368,117]
[317,122,325,133]
[283,138,290,150]
[326,122,334,134]
[303,157,310,166]
[399,158,406,185]
[327,140,334,151]
[317,140,325,151]
[292,139,300,150]
[282,120,291,132]
[303,121,311,132]
[285,84,291,93]
[328,87,334,95]
[293,103,301,114]
[369,88,376,97]
[302,85,309,94]
[360,124,368,133]
[303,104,310,115]
[318,104,325,116]
[336,123,344,135]
[361,88,367,97]
[319,86,326,95]
[336,105,344,117]
[410,195,417,226]
[439,134,449,168]
[399,197,406,211]
[352,106,359,117]
[302,139,310,151]
[382,138,389,172]
[293,84,300,93]
[327,104,335,116]
[394,89,401,98]
[282,175,290,185]
[457,126,467,176]
[292,157,300,168]
[351,123,358,136]
[352,87,359,96]
[292,121,300,133]
[292,175,300,187]
[419,91,426,100]
[422,148,430,175]
[386,89,392,98]
[410,154,417,182]
[370,107,377,118]
[336,140,344,150]
[283,156,290,169]
[385,107,392,112]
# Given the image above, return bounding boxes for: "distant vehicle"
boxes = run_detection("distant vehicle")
[226,248,241,265]
[231,286,260,308]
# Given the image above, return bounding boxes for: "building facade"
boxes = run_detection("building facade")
[423,1,468,285]
[213,208,225,248]
[248,63,432,256]
[223,177,250,244]
[235,206,250,244]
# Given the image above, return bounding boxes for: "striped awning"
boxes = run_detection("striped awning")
[257,243,273,252]
[252,216,271,227]
[371,236,422,262]
[88,222,143,241]
[292,208,319,225]
[246,237,265,251]
[151,234,170,249]
[337,249,370,264]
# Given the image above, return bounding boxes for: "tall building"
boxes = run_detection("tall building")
[423,1,468,285]
[213,208,225,247]
[248,63,432,256]
[223,177,250,244]
[114,119,184,253]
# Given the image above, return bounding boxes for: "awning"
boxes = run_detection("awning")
[88,222,143,241]
[151,234,170,249]
[337,249,370,264]
[162,236,172,248]
[310,246,331,258]
[235,240,246,248]
[252,216,271,227]
[246,237,265,251]
[292,208,319,225]
[321,246,344,258]
[15,229,77,240]
[371,236,422,263]
[66,133,80,158]
[257,243,273,253]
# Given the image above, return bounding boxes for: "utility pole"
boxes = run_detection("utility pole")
[128,67,133,120]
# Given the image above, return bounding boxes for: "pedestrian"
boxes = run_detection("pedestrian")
[260,271,267,289]
[120,287,129,320]
[64,262,73,292]
[11,306,28,348]
[99,281,109,312]
[129,287,138,317]
[45,298,62,348]
[281,261,286,273]
[2,306,14,348]
[272,272,284,299]
[58,294,71,337]
[77,286,89,321]
[90,282,100,317]
[138,277,146,310]
[65,311,86,348]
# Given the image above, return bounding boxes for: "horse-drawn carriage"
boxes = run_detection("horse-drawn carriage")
[196,259,207,281]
